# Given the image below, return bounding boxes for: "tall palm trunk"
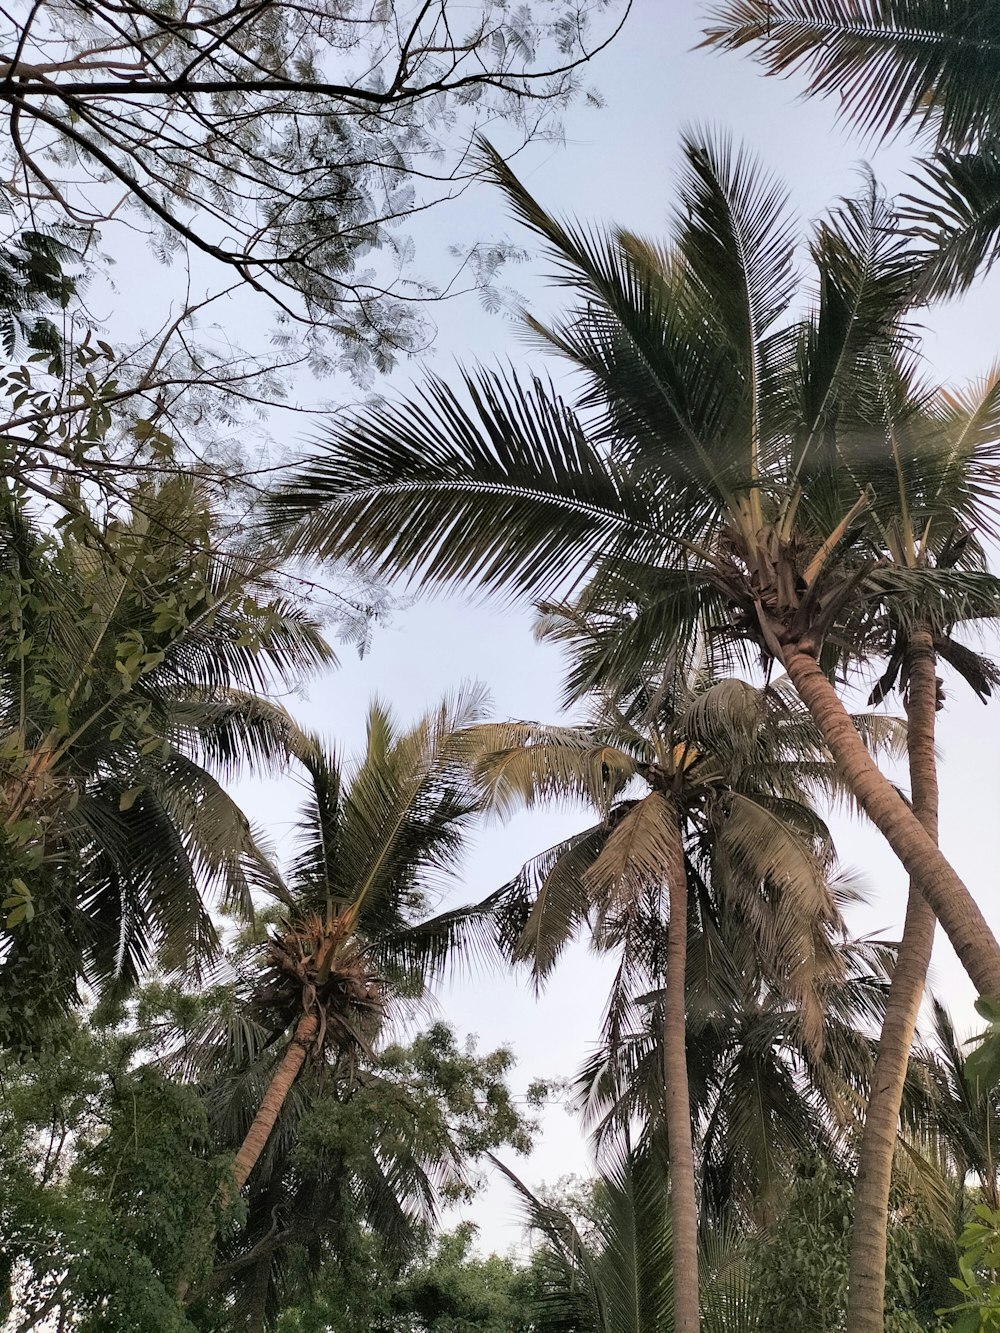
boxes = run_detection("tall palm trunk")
[662,804,700,1333]
[782,649,1000,998]
[846,626,939,1332]
[231,1011,319,1192]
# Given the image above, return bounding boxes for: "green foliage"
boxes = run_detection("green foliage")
[0,475,331,1042]
[0,1016,231,1331]
[0,988,540,1332]
[0,228,77,373]
[751,1159,945,1333]
[276,1223,536,1333]
[940,1205,1000,1332]
[964,998,1000,1095]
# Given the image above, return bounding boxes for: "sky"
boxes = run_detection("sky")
[137,0,1000,1254]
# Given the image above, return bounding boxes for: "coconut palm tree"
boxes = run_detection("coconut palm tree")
[203,690,498,1199]
[830,363,1000,1330]
[271,133,1000,1004]
[910,998,1000,1215]
[167,692,506,1323]
[463,667,897,1331]
[701,1,1000,297]
[579,916,897,1230]
[0,477,331,1039]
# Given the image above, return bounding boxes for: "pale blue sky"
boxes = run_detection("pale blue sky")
[211,0,1000,1251]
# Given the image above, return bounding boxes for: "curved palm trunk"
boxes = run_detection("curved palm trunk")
[782,649,1000,998]
[846,627,938,1332]
[663,806,700,1333]
[231,1011,319,1192]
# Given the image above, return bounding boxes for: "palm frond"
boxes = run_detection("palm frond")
[585,792,681,919]
[701,1,1000,149]
[459,720,639,817]
[903,146,1000,296]
[795,176,919,497]
[495,822,611,982]
[271,367,666,600]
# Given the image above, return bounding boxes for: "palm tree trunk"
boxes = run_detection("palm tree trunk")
[230,1011,319,1192]
[782,649,1000,998]
[846,626,938,1332]
[662,805,700,1333]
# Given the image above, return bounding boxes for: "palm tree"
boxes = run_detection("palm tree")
[271,134,1000,1003]
[0,478,331,1038]
[204,690,498,1201]
[701,1,1000,297]
[580,920,897,1231]
[911,999,1000,1214]
[464,668,893,1331]
[495,1144,764,1333]
[836,364,1000,1330]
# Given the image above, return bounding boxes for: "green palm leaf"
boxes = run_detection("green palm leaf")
[701,1,1000,149]
[902,147,1000,295]
[272,367,667,599]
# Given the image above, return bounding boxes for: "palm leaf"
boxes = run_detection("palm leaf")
[584,791,681,918]
[903,146,1000,295]
[271,367,665,600]
[701,0,1000,149]
[460,720,639,816]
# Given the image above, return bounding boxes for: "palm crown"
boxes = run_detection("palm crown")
[275,133,1000,683]
[469,670,895,1040]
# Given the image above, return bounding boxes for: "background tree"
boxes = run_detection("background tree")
[0,1001,539,1333]
[274,1220,537,1333]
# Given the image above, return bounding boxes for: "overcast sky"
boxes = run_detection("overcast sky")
[210,0,1000,1253]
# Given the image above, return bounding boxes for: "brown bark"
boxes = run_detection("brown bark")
[846,627,938,1332]
[662,803,700,1333]
[782,649,1000,999]
[230,1011,319,1193]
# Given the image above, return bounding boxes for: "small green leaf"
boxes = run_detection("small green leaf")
[119,786,143,812]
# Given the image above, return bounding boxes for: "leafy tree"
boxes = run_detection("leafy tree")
[0,1015,231,1332]
[0,0,628,383]
[0,996,540,1332]
[0,477,330,1043]
[190,1013,543,1328]
[749,1157,945,1333]
[271,132,1000,1010]
[940,1204,1000,1333]
[275,1222,536,1333]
